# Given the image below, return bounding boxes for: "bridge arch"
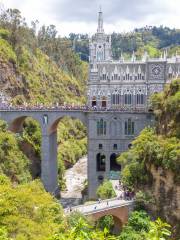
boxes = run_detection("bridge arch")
[8,115,42,133]
[94,213,123,234]
[48,113,87,134]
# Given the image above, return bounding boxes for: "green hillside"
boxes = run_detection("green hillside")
[0,8,88,187]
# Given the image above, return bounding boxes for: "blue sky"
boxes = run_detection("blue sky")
[1,0,180,36]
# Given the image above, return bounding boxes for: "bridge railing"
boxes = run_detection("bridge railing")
[0,105,152,113]
[65,198,134,215]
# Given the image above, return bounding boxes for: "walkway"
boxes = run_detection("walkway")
[65,198,134,215]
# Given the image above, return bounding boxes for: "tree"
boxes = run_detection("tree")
[96,180,116,199]
[146,218,171,240]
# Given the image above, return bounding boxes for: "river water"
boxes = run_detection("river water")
[60,156,87,208]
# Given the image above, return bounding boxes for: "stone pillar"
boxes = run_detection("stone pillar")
[41,129,58,195]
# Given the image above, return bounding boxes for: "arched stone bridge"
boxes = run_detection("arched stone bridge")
[0,109,87,194]
[0,107,153,197]
[67,199,134,233]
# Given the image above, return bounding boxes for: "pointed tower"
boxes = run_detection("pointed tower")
[89,8,112,63]
[97,6,104,33]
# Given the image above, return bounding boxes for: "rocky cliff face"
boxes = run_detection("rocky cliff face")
[146,165,180,238]
[0,59,27,97]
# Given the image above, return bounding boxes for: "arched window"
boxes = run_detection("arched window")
[102,74,106,80]
[124,94,132,105]
[99,144,103,149]
[138,73,141,80]
[124,118,135,135]
[92,96,96,107]
[110,153,121,171]
[136,94,144,105]
[97,51,103,61]
[97,153,106,171]
[113,144,117,150]
[114,74,118,80]
[101,96,107,108]
[97,119,107,136]
[111,92,120,105]
[126,73,130,80]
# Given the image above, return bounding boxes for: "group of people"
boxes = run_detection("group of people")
[0,103,148,112]
[116,181,135,201]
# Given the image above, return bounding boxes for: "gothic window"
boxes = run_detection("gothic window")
[138,73,142,80]
[97,153,106,171]
[99,144,103,149]
[97,51,103,61]
[101,96,107,108]
[102,74,106,80]
[114,74,118,80]
[92,96,96,107]
[124,119,135,135]
[97,119,107,136]
[136,94,144,105]
[124,94,132,105]
[126,74,130,80]
[111,92,120,105]
[113,144,117,150]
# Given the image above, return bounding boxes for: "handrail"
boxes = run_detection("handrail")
[65,199,134,215]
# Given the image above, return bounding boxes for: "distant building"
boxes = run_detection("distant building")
[87,9,180,199]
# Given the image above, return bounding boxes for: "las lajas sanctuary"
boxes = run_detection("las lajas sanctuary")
[87,9,180,198]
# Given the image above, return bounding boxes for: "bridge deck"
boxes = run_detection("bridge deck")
[65,199,134,215]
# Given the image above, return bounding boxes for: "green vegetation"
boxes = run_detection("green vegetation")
[119,211,171,240]
[0,8,88,187]
[0,175,65,240]
[0,177,171,240]
[117,79,180,238]
[0,120,31,183]
[96,215,114,233]
[96,180,116,199]
[118,79,180,189]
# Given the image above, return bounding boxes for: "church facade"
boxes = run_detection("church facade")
[87,9,180,199]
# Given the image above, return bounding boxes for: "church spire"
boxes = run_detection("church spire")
[97,6,104,33]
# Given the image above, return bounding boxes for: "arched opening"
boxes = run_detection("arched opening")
[92,96,97,107]
[50,115,87,204]
[21,117,42,179]
[101,96,107,108]
[6,116,42,180]
[110,153,121,171]
[97,153,106,171]
[95,215,122,235]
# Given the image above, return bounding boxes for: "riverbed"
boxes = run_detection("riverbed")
[60,156,87,208]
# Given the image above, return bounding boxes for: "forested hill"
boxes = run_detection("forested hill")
[0,8,87,106]
[0,8,88,189]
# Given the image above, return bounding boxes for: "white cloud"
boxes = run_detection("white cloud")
[0,0,180,36]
